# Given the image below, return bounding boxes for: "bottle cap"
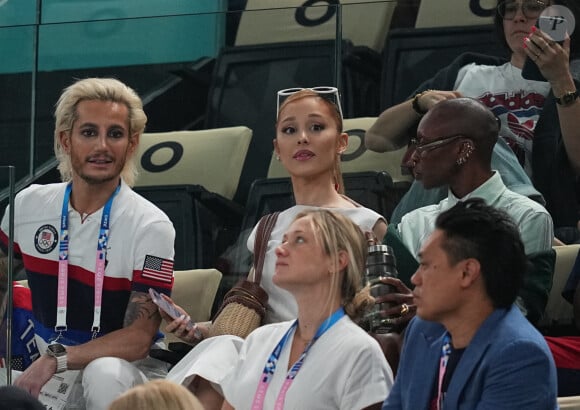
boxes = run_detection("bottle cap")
[368,244,392,254]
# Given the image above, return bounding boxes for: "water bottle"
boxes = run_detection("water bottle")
[364,237,399,333]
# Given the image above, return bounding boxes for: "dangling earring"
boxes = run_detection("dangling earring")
[276,155,280,161]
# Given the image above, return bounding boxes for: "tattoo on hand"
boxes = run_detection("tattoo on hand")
[123,291,161,327]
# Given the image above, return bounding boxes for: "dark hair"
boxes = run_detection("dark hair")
[435,198,526,308]
[0,386,45,410]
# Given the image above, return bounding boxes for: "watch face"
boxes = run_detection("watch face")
[559,91,579,105]
[48,344,66,355]
[563,93,576,104]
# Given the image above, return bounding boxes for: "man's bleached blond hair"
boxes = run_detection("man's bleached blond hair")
[53,78,147,186]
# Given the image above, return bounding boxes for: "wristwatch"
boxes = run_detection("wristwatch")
[555,90,579,107]
[46,343,67,373]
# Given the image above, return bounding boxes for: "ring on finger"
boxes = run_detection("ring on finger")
[400,303,410,315]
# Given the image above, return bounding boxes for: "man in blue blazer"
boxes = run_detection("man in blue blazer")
[382,198,557,410]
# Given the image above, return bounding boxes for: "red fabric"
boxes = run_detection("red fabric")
[545,336,580,369]
[12,282,32,310]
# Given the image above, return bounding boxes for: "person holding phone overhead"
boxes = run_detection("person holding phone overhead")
[366,0,580,243]
[160,87,388,409]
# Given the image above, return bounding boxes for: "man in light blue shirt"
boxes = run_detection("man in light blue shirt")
[397,98,553,259]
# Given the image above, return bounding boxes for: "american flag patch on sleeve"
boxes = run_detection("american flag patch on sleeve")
[141,255,174,283]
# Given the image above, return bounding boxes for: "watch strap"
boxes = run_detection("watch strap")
[54,353,68,373]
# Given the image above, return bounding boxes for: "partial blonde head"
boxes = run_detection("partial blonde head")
[107,379,203,410]
[54,78,147,186]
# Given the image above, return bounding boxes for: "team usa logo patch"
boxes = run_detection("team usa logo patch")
[141,255,174,284]
[34,224,58,254]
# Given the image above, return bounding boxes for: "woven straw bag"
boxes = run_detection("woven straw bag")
[208,212,279,338]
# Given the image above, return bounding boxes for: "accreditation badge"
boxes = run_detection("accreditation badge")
[38,370,81,410]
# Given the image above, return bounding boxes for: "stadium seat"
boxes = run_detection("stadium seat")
[162,268,223,344]
[415,0,494,28]
[558,395,580,410]
[134,184,244,271]
[233,0,396,51]
[538,245,580,329]
[134,127,252,201]
[380,24,507,109]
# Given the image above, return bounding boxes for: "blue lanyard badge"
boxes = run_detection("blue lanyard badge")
[252,307,345,410]
[54,182,120,340]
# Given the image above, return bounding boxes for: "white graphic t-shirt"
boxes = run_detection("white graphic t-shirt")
[454,62,551,176]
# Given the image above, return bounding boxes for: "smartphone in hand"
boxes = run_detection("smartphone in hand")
[522,16,567,81]
[149,288,202,339]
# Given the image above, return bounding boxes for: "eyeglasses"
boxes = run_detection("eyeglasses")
[409,134,465,157]
[497,0,547,20]
[277,86,343,120]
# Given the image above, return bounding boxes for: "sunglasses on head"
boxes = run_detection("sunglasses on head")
[497,0,548,20]
[276,86,343,120]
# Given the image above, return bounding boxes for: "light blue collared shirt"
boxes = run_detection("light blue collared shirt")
[397,171,553,257]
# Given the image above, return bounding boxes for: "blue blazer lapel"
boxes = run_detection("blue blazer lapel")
[408,327,447,409]
[442,309,509,408]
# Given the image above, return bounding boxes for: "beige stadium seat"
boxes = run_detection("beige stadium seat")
[267,117,412,183]
[234,0,396,51]
[415,0,494,28]
[558,396,580,410]
[538,244,580,328]
[163,268,222,344]
[134,127,252,200]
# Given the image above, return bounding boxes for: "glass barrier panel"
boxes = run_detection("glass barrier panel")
[37,13,226,72]
[0,166,16,386]
[0,0,37,27]
[0,25,35,187]
[41,0,226,23]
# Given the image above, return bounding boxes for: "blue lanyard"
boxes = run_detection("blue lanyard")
[55,182,120,339]
[251,307,346,410]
